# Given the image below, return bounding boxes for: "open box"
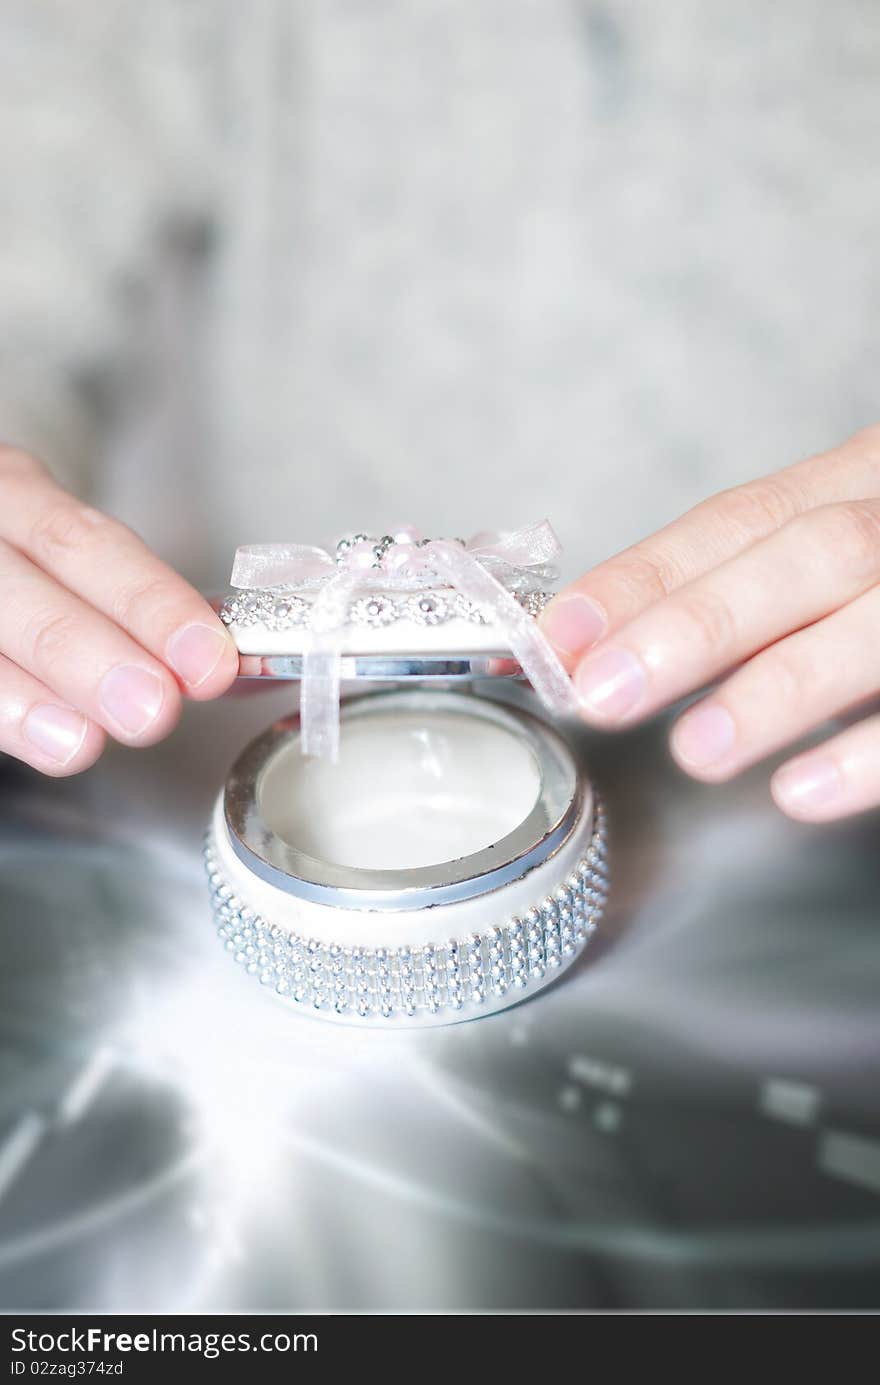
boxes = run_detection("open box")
[205,528,608,1026]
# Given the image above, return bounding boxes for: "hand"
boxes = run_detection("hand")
[539,427,880,822]
[0,447,238,775]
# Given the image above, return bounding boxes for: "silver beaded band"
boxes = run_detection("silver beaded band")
[219,587,553,634]
[204,799,607,1024]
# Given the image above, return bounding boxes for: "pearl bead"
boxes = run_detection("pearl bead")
[381,543,418,574]
[346,540,377,570]
[393,525,421,545]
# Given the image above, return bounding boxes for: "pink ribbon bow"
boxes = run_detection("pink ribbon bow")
[230,521,577,758]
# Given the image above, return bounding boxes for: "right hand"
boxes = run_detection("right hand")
[539,427,880,822]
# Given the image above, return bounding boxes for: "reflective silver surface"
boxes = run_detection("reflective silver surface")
[1,685,879,1310]
[238,654,518,680]
[224,690,584,908]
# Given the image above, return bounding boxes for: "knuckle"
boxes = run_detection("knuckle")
[676,587,739,658]
[812,501,880,581]
[714,477,797,537]
[109,572,184,631]
[753,641,812,710]
[28,499,107,562]
[611,548,676,606]
[24,609,80,675]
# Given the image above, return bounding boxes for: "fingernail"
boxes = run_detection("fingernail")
[772,754,842,814]
[99,665,164,736]
[539,593,607,656]
[166,622,230,689]
[672,703,737,769]
[575,647,646,721]
[23,704,88,765]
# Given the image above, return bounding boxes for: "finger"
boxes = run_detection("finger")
[568,499,880,727]
[539,427,880,667]
[770,714,880,822]
[669,583,880,781]
[0,540,183,745]
[0,651,105,777]
[0,449,238,699]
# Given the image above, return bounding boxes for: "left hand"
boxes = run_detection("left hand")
[539,427,880,822]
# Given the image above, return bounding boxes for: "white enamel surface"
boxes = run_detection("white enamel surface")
[231,615,509,657]
[260,709,541,870]
[210,782,592,952]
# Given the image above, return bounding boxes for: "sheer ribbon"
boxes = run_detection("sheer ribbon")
[230,521,577,758]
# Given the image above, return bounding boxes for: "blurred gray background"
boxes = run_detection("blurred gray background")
[2,0,878,585]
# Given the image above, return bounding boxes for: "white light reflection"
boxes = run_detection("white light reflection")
[56,1046,118,1128]
[112,938,420,1310]
[0,1113,47,1210]
[818,1131,880,1197]
[759,1078,821,1129]
[568,1053,633,1098]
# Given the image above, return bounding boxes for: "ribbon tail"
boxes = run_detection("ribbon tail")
[300,640,342,761]
[300,571,360,760]
[428,543,578,719]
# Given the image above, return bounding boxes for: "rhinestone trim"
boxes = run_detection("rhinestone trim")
[219,587,553,633]
[204,800,607,1021]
